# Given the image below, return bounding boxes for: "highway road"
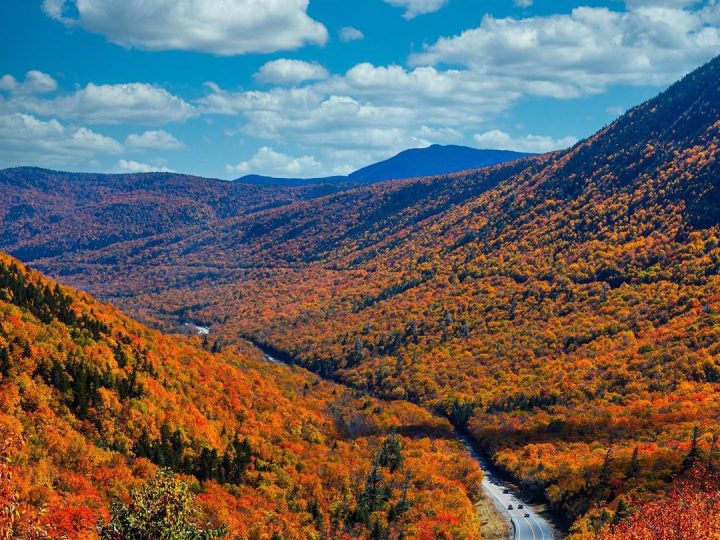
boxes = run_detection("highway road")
[460,437,555,540]
[263,352,556,539]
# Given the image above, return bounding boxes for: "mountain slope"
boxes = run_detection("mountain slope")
[235,173,347,186]
[0,167,354,261]
[5,56,720,538]
[1,145,529,262]
[0,253,485,539]
[202,54,719,533]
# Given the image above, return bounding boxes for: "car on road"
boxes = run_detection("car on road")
[518,504,524,509]
[503,489,509,494]
[524,513,530,518]
[508,504,513,510]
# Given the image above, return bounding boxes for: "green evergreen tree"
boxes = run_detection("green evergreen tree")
[682,426,702,472]
[378,432,403,473]
[626,447,640,481]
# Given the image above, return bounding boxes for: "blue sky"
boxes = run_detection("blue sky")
[0,0,718,179]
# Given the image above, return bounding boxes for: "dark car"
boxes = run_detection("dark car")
[518,504,524,509]
[524,513,530,518]
[508,504,513,510]
[503,489,509,494]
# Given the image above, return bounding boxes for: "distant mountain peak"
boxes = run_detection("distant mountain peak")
[348,145,531,183]
[235,144,531,187]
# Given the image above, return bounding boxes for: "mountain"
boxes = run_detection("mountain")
[5,55,720,537]
[348,145,532,183]
[234,145,531,187]
[0,145,528,261]
[0,253,484,539]
[0,167,354,261]
[19,55,720,534]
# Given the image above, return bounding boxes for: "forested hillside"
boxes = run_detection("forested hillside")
[0,146,529,263]
[0,167,357,261]
[0,253,485,539]
[5,53,720,540]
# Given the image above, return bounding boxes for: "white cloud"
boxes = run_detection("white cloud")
[200,63,526,174]
[198,1,720,175]
[125,130,185,150]
[606,105,627,117]
[514,0,533,7]
[225,146,321,177]
[339,27,365,42]
[43,0,328,55]
[115,159,174,173]
[625,0,700,7]
[0,113,123,168]
[255,59,329,85]
[383,0,448,19]
[0,71,58,95]
[411,6,720,96]
[473,130,577,153]
[201,65,520,142]
[21,82,196,125]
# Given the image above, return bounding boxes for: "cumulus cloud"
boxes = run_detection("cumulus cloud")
[199,63,528,174]
[0,113,123,168]
[115,159,174,173]
[195,1,720,175]
[383,0,448,19]
[410,6,720,96]
[201,65,520,143]
[125,130,185,150]
[255,59,329,85]
[20,83,196,125]
[42,0,328,55]
[625,0,701,7]
[339,27,365,42]
[225,146,321,178]
[26,2,716,176]
[0,71,58,95]
[473,130,578,153]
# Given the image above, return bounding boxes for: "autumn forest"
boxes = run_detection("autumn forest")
[3,42,720,540]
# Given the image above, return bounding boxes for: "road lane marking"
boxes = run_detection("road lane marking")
[529,513,544,540]
[482,480,529,539]
[528,512,551,540]
[460,437,553,540]
[482,478,548,540]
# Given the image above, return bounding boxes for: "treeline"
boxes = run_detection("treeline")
[36,357,144,418]
[0,261,108,339]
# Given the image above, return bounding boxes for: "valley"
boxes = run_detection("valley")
[2,47,720,540]
[0,254,489,538]
[4,0,720,538]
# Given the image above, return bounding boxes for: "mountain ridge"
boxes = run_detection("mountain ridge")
[0,145,530,262]
[234,144,532,186]
[348,144,532,183]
